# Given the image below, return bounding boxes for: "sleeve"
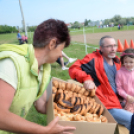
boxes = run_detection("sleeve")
[0,58,18,90]
[115,71,127,99]
[69,54,94,83]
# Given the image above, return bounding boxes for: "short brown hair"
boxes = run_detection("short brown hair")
[33,19,70,48]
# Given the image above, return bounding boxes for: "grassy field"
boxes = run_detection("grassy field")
[70,25,134,35]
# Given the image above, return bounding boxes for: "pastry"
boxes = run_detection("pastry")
[69,96,77,105]
[55,92,64,103]
[80,97,84,104]
[52,94,56,101]
[82,103,89,115]
[53,102,57,109]
[89,102,97,114]
[83,90,90,96]
[63,93,70,101]
[75,97,81,105]
[73,92,78,97]
[59,82,66,90]
[57,110,66,116]
[77,94,82,97]
[59,115,70,121]
[88,97,95,102]
[73,114,82,121]
[96,105,104,116]
[81,116,86,121]
[52,86,57,94]
[90,89,96,97]
[70,83,76,92]
[52,80,59,88]
[87,101,93,112]
[57,89,63,94]
[70,104,82,114]
[79,87,86,95]
[56,103,70,113]
[66,114,74,121]
[83,99,89,104]
[54,109,57,115]
[79,104,86,115]
[63,90,69,94]
[75,85,81,93]
[100,115,108,123]
[93,104,101,114]
[58,100,73,108]
[66,83,71,90]
[85,113,94,122]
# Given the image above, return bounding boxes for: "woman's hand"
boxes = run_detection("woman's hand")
[46,117,76,134]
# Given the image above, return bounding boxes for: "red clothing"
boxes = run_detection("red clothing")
[69,50,122,109]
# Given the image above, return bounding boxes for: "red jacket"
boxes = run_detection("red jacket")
[69,50,122,109]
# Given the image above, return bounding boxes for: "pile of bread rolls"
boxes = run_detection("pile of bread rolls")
[52,80,108,123]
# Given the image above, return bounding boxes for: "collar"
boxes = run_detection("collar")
[27,44,38,76]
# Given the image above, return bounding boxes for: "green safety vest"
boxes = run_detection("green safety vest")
[0,44,51,134]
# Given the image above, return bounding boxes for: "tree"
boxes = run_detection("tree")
[113,15,122,22]
[71,21,82,29]
[84,19,88,26]
[118,18,126,25]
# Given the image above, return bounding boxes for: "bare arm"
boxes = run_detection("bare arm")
[0,79,75,134]
[34,90,47,114]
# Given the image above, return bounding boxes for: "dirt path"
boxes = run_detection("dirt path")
[71,30,134,45]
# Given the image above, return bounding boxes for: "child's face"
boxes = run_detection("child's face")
[123,56,134,70]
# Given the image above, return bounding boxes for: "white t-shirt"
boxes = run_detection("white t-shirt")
[0,58,43,90]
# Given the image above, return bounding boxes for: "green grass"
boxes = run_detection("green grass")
[70,25,134,35]
[51,42,98,81]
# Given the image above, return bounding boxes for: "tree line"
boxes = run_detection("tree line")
[1,15,134,33]
[0,25,37,34]
[0,25,18,34]
[84,15,134,26]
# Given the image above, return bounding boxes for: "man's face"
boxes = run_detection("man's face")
[100,38,117,59]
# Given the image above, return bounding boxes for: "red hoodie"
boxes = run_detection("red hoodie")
[69,50,122,109]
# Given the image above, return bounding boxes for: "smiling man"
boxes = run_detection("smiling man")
[69,35,133,131]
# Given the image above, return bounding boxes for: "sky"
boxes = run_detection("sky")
[0,0,134,27]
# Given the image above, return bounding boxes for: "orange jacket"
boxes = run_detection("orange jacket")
[69,50,122,109]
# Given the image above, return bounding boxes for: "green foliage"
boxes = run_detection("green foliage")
[27,26,37,32]
[84,19,91,26]
[0,25,18,34]
[103,15,134,26]
[71,21,82,29]
[84,19,88,26]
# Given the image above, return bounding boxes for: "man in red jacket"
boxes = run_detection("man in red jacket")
[69,35,133,131]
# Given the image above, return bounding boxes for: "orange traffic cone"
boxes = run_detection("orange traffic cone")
[130,39,134,49]
[124,39,130,50]
[117,39,124,52]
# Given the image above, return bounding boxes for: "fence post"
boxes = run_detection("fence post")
[93,27,94,33]
[83,26,88,54]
